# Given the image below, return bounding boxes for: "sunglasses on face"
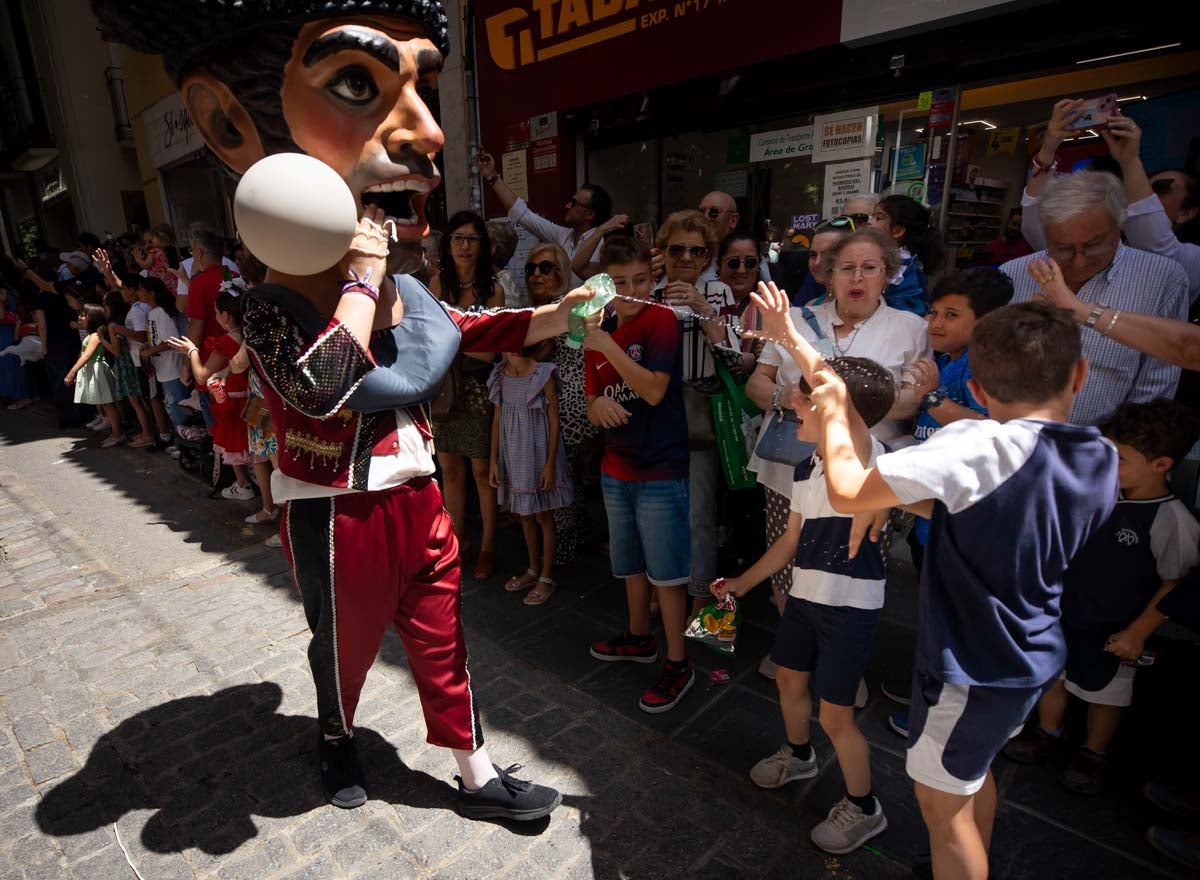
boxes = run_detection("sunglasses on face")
[701,207,724,220]
[1151,178,1175,195]
[450,234,482,246]
[724,256,759,270]
[524,261,559,278]
[815,216,856,233]
[846,213,871,224]
[667,244,709,260]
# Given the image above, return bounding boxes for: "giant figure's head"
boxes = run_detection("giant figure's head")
[91,1,450,274]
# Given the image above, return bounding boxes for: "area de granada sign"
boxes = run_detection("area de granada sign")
[475,0,841,116]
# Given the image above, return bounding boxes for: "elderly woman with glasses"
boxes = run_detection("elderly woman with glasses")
[655,209,741,610]
[525,242,601,565]
[746,226,929,625]
[430,211,506,581]
[791,216,856,307]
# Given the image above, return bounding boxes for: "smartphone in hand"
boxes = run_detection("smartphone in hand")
[1064,93,1118,131]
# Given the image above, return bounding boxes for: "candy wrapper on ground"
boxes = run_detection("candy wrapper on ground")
[684,585,740,656]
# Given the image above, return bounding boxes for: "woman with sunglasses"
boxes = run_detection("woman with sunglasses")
[655,210,740,611]
[430,211,506,581]
[524,243,600,566]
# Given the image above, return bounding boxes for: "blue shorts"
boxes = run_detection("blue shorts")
[601,473,690,587]
[771,596,879,707]
[906,669,1046,795]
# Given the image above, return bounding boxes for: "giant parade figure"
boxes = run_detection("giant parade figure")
[90,0,580,821]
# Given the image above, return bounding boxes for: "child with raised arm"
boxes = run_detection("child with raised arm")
[807,301,1118,880]
[715,280,896,854]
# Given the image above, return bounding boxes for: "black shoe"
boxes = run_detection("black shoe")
[318,734,367,808]
[456,763,562,821]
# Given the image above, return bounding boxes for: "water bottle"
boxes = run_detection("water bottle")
[565,273,617,349]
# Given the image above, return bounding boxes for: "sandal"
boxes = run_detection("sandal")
[524,577,556,606]
[505,568,538,592]
[472,549,496,581]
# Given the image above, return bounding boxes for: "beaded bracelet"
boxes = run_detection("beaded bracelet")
[341,280,380,302]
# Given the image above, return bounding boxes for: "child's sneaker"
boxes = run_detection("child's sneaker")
[1145,827,1200,871]
[221,483,256,501]
[750,744,817,789]
[1060,748,1107,796]
[1144,782,1200,822]
[590,630,658,663]
[1002,725,1060,764]
[810,797,888,854]
[638,659,694,714]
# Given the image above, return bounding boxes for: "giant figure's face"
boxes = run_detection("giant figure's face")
[186,15,444,275]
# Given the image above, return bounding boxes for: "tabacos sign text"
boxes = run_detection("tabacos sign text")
[485,0,705,71]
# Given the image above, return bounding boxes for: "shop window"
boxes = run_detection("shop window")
[161,154,236,239]
[588,140,661,229]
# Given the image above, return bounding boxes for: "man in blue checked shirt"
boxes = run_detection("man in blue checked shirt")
[1003,170,1188,426]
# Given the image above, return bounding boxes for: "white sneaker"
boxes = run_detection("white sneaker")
[757,655,778,680]
[855,678,869,709]
[166,446,181,458]
[220,483,256,501]
[811,797,888,854]
[87,417,107,431]
[749,744,817,789]
[264,533,283,548]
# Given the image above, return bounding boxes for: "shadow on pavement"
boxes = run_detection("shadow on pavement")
[32,682,513,857]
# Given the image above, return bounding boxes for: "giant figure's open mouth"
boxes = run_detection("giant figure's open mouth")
[361,178,433,234]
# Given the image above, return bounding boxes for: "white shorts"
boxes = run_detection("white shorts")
[906,671,1045,796]
[1064,664,1136,708]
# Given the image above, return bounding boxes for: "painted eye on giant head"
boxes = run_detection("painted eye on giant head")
[326,67,378,105]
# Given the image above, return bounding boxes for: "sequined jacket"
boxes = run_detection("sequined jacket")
[243,281,532,491]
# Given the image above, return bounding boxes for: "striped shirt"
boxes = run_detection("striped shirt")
[652,277,739,384]
[1002,244,1188,426]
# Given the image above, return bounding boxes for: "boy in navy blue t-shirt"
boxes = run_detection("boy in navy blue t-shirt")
[809,302,1117,879]
[1005,400,1200,794]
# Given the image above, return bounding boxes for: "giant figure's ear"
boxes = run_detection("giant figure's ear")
[180,70,265,175]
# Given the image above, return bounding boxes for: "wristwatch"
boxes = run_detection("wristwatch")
[919,389,948,412]
[770,385,785,413]
[484,174,499,185]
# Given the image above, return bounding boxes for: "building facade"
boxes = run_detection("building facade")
[0,0,143,255]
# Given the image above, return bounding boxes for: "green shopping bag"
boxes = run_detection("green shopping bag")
[711,361,760,491]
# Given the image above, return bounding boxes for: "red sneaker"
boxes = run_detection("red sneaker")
[590,630,658,664]
[639,660,695,714]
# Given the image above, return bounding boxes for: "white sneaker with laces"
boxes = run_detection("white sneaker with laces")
[810,797,887,854]
[221,483,256,501]
[749,744,817,789]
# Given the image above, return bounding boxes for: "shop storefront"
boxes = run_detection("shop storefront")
[140,91,236,239]
[472,0,1200,269]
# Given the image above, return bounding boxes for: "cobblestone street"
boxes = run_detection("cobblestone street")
[0,405,1189,879]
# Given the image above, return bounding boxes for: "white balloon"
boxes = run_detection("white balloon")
[234,153,358,277]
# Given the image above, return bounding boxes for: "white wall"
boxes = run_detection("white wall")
[22,0,141,236]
